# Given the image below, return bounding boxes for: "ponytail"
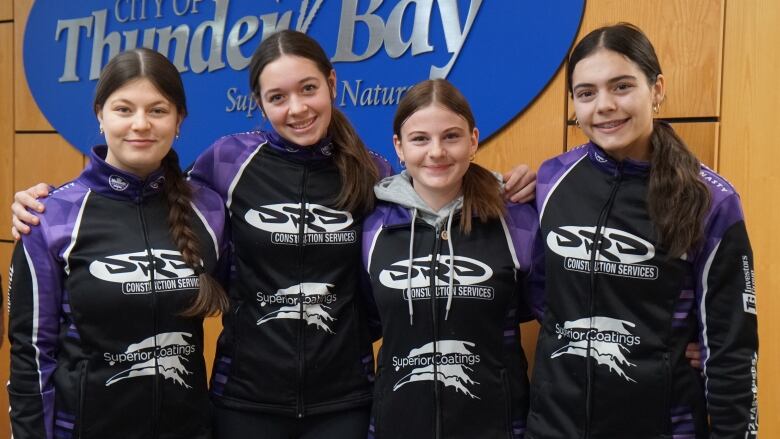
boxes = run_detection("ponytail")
[329,108,380,213]
[647,122,710,257]
[460,163,505,234]
[161,150,229,317]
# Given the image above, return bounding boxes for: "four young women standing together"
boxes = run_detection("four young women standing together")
[9,23,758,439]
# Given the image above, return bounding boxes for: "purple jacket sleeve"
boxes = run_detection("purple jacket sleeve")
[503,202,543,322]
[360,206,388,341]
[8,214,69,439]
[693,188,759,438]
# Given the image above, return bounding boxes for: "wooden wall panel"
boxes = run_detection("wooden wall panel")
[0,23,13,241]
[0,0,11,21]
[566,122,718,169]
[476,69,567,172]
[720,0,780,437]
[13,0,51,131]
[1,242,14,439]
[567,0,722,119]
[14,134,84,191]
[203,316,221,379]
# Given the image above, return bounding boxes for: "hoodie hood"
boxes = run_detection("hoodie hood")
[373,171,463,229]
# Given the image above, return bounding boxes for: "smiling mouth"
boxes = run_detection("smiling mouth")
[289,117,316,131]
[594,118,629,130]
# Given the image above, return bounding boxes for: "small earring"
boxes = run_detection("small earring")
[399,160,406,169]
[574,118,580,128]
[469,154,476,162]
[175,132,180,140]
[652,103,660,114]
[99,126,104,135]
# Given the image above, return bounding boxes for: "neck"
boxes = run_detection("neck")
[412,182,462,212]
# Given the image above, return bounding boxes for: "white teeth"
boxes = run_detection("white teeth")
[597,119,625,129]
[290,118,314,129]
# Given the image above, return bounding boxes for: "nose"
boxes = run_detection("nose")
[595,92,617,113]
[428,139,446,158]
[131,112,151,130]
[288,95,308,116]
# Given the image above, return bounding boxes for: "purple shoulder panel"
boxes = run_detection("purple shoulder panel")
[190,181,229,256]
[188,131,268,200]
[361,206,387,270]
[503,202,539,270]
[695,166,746,262]
[535,146,589,218]
[369,151,394,179]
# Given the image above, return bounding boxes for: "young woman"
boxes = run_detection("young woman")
[8,48,228,439]
[10,30,536,438]
[527,24,758,438]
[362,79,538,439]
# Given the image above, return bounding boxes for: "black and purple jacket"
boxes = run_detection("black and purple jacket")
[526,143,759,439]
[361,177,539,439]
[188,130,391,417]
[8,146,228,439]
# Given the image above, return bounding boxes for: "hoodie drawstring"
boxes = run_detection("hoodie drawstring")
[406,208,418,325]
[444,209,455,320]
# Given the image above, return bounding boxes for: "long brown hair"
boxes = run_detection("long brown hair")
[567,24,710,257]
[393,79,504,234]
[249,30,379,213]
[94,49,228,316]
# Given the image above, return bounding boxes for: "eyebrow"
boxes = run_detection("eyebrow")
[109,98,170,106]
[572,75,638,91]
[263,76,320,97]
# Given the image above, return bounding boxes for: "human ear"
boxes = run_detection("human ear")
[393,134,405,162]
[469,127,480,156]
[652,73,666,107]
[328,69,337,100]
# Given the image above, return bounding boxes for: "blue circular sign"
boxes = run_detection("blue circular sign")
[25,0,584,168]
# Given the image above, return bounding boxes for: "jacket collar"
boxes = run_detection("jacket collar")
[79,146,167,201]
[587,142,650,177]
[264,128,335,161]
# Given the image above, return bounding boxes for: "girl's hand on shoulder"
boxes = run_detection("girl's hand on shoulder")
[11,183,50,240]
[503,164,537,203]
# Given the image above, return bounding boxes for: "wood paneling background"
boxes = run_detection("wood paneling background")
[1,0,778,437]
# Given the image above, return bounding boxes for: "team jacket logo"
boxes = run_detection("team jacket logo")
[552,316,641,382]
[378,255,495,300]
[547,226,658,279]
[245,203,356,245]
[104,332,197,388]
[256,282,338,333]
[109,175,129,191]
[392,340,481,399]
[89,249,200,294]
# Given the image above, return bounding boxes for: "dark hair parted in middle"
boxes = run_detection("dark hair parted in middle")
[567,23,710,257]
[393,79,505,234]
[249,30,379,214]
[94,48,228,317]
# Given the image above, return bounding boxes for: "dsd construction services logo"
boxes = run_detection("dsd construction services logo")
[24,1,584,166]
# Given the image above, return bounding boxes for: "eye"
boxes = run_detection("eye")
[150,107,170,115]
[267,94,285,104]
[410,135,429,144]
[614,82,635,92]
[575,90,595,101]
[113,106,132,114]
[444,132,462,141]
[302,83,318,93]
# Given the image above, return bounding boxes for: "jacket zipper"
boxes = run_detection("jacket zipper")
[583,163,623,439]
[296,164,309,418]
[429,224,443,439]
[137,194,160,439]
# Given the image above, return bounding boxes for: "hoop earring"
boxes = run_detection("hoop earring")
[652,103,660,114]
[469,154,476,162]
[99,126,104,135]
[574,118,580,128]
[399,160,406,169]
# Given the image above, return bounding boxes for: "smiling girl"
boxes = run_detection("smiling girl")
[362,79,539,439]
[8,48,228,439]
[527,23,758,438]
